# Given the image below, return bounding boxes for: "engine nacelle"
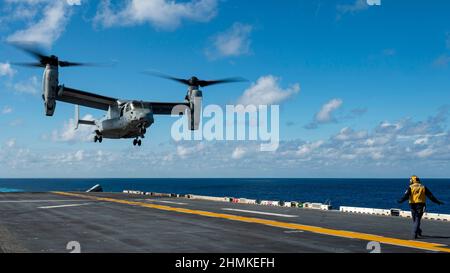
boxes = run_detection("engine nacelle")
[42,64,59,116]
[188,89,202,131]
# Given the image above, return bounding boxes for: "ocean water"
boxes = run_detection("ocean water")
[0,178,449,214]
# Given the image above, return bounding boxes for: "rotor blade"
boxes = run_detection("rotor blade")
[58,60,114,67]
[10,62,45,68]
[58,61,86,67]
[198,77,248,87]
[142,71,190,86]
[10,42,47,61]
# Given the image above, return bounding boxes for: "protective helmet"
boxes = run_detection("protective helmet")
[410,175,420,184]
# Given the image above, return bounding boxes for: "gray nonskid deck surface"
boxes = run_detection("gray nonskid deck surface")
[0,192,449,253]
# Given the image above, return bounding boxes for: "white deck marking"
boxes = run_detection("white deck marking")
[284,230,305,233]
[222,208,298,218]
[145,200,188,205]
[38,203,92,209]
[0,199,92,203]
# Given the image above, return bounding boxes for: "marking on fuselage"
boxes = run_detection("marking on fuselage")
[52,192,450,253]
[222,208,298,218]
[38,203,92,209]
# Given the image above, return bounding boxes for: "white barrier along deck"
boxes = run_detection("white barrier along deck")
[340,206,450,222]
[122,190,449,222]
[123,190,332,210]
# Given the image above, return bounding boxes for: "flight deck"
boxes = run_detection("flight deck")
[0,192,449,253]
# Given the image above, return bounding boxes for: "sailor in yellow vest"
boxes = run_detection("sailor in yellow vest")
[398,175,444,239]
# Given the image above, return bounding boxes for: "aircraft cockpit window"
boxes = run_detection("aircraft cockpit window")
[130,101,144,110]
[120,107,124,117]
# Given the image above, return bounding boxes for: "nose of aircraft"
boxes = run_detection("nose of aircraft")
[134,110,154,124]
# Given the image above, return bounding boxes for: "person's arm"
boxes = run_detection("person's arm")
[425,187,444,205]
[398,187,411,203]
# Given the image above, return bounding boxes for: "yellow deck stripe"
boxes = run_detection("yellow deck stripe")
[53,192,450,253]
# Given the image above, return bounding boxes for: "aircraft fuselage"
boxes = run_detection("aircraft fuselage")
[97,103,154,139]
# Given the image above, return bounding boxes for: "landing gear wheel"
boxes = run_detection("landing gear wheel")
[138,139,142,146]
[95,135,103,143]
[133,139,138,146]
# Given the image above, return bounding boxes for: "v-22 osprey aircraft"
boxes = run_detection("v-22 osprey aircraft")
[13,44,245,146]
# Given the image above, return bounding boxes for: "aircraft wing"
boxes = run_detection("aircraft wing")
[57,86,118,111]
[144,102,190,115]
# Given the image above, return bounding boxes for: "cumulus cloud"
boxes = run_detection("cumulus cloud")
[176,143,205,159]
[9,118,24,127]
[94,0,217,30]
[49,114,96,143]
[333,127,368,141]
[238,75,300,106]
[0,62,17,77]
[205,22,253,59]
[337,0,370,17]
[5,0,77,47]
[10,76,40,95]
[305,98,343,129]
[296,141,323,157]
[5,139,16,148]
[316,99,343,122]
[66,0,81,5]
[1,105,449,177]
[231,146,246,159]
[2,106,13,114]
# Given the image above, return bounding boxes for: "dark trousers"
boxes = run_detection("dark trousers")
[410,203,425,237]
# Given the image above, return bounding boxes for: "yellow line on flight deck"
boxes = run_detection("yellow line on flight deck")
[52,191,450,253]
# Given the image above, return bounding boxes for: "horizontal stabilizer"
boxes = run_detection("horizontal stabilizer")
[75,105,96,129]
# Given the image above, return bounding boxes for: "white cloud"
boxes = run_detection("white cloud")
[50,114,95,143]
[176,143,205,159]
[94,0,218,30]
[238,75,300,106]
[306,98,343,129]
[2,106,13,114]
[414,137,428,145]
[296,141,323,157]
[337,0,370,16]
[67,0,81,5]
[11,76,40,94]
[6,139,16,148]
[1,107,449,178]
[417,148,434,158]
[205,22,253,59]
[6,0,76,47]
[9,119,24,127]
[231,147,246,159]
[334,127,368,141]
[317,99,343,123]
[0,62,16,77]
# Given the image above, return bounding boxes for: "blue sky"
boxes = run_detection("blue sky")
[0,0,449,178]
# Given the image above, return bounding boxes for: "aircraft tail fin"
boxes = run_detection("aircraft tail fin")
[75,105,95,130]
